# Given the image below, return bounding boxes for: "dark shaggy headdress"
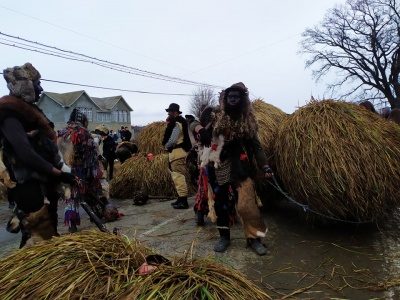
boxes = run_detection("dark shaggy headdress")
[212,82,258,140]
[68,108,88,127]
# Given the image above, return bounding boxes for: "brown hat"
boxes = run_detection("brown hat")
[165,103,182,114]
[3,63,41,103]
[224,82,248,95]
[95,124,109,136]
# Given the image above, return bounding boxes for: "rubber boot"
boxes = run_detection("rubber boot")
[195,211,205,226]
[214,229,230,252]
[172,197,189,209]
[247,238,267,256]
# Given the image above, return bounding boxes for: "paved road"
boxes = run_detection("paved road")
[0,197,397,299]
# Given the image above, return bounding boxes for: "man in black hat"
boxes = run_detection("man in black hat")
[162,103,192,209]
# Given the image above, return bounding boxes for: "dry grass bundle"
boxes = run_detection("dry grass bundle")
[137,121,167,155]
[115,257,271,300]
[275,99,400,222]
[252,99,287,205]
[110,154,176,199]
[0,230,153,300]
[252,98,287,159]
[110,154,196,199]
[0,232,271,300]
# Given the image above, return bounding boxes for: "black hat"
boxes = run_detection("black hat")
[185,114,195,120]
[165,103,182,114]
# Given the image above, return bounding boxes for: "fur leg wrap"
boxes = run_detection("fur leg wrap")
[237,177,268,239]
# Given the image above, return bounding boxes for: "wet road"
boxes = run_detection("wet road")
[0,198,398,299]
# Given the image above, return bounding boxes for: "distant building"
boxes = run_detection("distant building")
[37,90,133,134]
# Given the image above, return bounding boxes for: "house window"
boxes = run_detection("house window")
[97,112,111,122]
[114,110,129,122]
[78,107,92,121]
[123,111,127,122]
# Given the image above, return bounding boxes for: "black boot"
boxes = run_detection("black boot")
[172,197,189,209]
[68,221,78,233]
[19,229,31,249]
[195,211,205,226]
[214,229,230,252]
[247,238,267,256]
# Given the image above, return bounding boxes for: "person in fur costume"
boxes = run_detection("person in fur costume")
[116,141,138,164]
[192,82,274,255]
[162,103,192,209]
[57,108,107,232]
[1,63,76,248]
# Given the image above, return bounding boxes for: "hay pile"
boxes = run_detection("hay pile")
[110,154,196,199]
[0,231,271,300]
[115,257,271,300]
[253,98,287,159]
[0,230,152,299]
[275,99,400,222]
[110,154,176,199]
[252,99,287,205]
[137,121,166,155]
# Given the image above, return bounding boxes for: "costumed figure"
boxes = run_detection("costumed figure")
[57,108,107,232]
[115,141,138,164]
[1,63,76,247]
[193,82,274,255]
[162,103,192,209]
[188,109,217,226]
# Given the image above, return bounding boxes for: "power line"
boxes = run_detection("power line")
[0,5,183,70]
[0,72,193,96]
[0,31,223,88]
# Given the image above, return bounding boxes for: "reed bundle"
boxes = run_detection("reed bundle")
[274,99,400,222]
[137,121,167,155]
[0,231,271,299]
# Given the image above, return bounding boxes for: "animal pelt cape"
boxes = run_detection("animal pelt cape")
[162,115,192,152]
[0,95,56,141]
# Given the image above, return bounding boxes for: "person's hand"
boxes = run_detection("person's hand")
[59,172,77,185]
[198,128,211,147]
[263,166,274,179]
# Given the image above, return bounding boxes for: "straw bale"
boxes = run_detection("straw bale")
[275,99,400,222]
[110,154,196,199]
[0,231,271,299]
[115,257,271,300]
[137,121,167,155]
[252,99,288,205]
[0,230,153,300]
[253,98,287,159]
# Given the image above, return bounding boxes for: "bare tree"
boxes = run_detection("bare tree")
[299,0,400,108]
[188,86,217,118]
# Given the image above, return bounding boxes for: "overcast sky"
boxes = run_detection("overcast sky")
[0,0,346,126]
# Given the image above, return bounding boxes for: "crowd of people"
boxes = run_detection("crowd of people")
[0,62,137,246]
[3,62,397,257]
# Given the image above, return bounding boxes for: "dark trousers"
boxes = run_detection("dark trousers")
[106,158,115,180]
[13,179,60,232]
[7,188,14,206]
[214,183,236,229]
